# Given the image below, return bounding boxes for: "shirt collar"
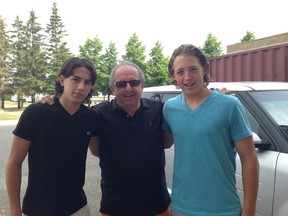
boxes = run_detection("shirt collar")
[111,98,149,113]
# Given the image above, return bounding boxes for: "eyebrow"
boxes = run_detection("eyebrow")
[71,75,92,82]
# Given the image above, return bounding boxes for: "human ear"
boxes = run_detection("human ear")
[59,75,65,86]
[203,64,210,75]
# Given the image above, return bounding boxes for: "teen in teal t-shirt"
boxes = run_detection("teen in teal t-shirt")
[162,44,259,216]
[163,91,251,215]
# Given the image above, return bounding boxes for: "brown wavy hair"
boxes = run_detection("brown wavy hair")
[168,44,212,87]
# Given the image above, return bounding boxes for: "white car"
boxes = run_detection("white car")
[142,82,288,216]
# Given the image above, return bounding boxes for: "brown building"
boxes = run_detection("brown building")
[209,32,288,82]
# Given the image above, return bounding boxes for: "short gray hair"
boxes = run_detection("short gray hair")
[109,60,145,87]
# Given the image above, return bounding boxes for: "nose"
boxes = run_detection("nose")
[184,70,192,80]
[124,82,132,90]
[77,81,85,90]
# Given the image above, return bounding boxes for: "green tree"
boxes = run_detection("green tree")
[0,16,13,108]
[24,10,47,103]
[202,33,223,58]
[45,2,72,94]
[98,42,118,101]
[240,31,256,43]
[79,36,103,66]
[145,41,170,87]
[122,33,147,75]
[10,16,28,108]
[79,36,103,102]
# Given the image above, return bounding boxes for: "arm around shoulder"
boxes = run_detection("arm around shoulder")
[89,136,100,157]
[163,132,174,149]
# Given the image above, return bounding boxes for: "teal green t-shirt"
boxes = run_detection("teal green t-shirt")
[163,90,252,216]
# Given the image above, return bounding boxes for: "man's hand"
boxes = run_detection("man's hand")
[217,88,235,96]
[36,95,55,105]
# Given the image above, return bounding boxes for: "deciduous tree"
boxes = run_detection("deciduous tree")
[122,33,147,76]
[79,36,103,103]
[97,42,118,101]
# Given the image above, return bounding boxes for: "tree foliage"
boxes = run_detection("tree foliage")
[0,16,12,108]
[97,42,118,101]
[6,3,72,108]
[23,10,47,103]
[79,36,103,66]
[145,41,170,87]
[122,33,147,75]
[1,2,262,105]
[240,31,256,43]
[45,2,72,94]
[10,16,30,108]
[79,36,104,103]
[202,33,223,58]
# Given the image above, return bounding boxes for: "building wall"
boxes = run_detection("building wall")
[210,43,288,82]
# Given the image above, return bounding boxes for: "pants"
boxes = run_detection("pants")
[71,204,91,216]
[100,205,171,216]
[24,204,91,216]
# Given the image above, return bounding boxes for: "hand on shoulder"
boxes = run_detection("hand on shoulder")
[36,95,55,105]
[217,88,235,96]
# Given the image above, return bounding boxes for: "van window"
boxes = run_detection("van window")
[162,93,180,102]
[142,92,163,101]
[142,92,180,102]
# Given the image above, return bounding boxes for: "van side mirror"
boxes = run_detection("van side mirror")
[152,93,162,101]
[253,132,270,149]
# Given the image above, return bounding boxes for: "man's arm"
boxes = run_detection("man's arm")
[89,136,100,157]
[6,136,31,216]
[236,136,259,216]
[163,132,174,149]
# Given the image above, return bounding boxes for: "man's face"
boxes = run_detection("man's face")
[111,65,144,111]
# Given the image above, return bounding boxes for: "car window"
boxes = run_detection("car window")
[142,92,162,101]
[249,90,288,126]
[242,105,271,146]
[162,93,179,102]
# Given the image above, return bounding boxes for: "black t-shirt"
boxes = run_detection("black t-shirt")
[93,98,170,216]
[13,99,100,216]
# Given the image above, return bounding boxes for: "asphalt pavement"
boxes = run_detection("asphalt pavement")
[0,120,102,216]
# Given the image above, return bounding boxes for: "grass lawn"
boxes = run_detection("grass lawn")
[0,101,29,120]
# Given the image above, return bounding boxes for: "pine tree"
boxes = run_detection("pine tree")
[10,16,29,108]
[45,2,72,94]
[0,16,13,108]
[24,10,47,103]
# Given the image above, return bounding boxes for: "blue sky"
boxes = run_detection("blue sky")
[1,0,287,56]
